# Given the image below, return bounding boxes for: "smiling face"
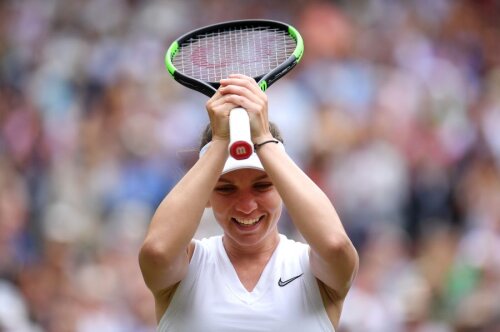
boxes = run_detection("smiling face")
[208,168,283,250]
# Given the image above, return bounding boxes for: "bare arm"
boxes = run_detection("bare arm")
[139,84,238,295]
[138,139,227,294]
[257,143,359,298]
[218,74,359,299]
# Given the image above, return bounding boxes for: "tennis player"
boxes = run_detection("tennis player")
[139,74,359,331]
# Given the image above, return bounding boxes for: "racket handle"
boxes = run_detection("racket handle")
[229,107,253,160]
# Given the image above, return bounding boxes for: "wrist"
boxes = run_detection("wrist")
[253,134,275,145]
[254,138,280,151]
[209,138,229,149]
[199,138,229,162]
[202,138,229,155]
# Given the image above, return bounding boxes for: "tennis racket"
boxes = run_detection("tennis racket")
[165,19,304,160]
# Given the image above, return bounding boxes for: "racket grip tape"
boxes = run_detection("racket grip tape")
[229,107,253,160]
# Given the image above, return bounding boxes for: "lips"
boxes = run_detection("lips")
[232,215,264,227]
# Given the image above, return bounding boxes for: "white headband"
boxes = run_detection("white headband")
[199,141,285,174]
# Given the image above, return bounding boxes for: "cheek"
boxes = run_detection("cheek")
[208,196,231,221]
[211,208,228,229]
[261,191,282,214]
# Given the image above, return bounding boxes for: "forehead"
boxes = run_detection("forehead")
[218,169,269,183]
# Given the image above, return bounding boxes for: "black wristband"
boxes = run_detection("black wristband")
[254,139,280,150]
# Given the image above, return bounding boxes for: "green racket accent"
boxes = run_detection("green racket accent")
[259,81,268,92]
[258,25,303,93]
[165,20,303,97]
[165,41,179,77]
[164,19,304,161]
[288,25,304,61]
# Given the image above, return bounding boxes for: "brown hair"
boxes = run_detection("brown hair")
[199,122,284,151]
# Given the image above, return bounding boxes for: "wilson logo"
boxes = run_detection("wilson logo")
[235,146,248,156]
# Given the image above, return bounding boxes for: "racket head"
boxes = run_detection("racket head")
[165,19,304,97]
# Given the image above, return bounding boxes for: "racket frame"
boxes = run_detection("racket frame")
[165,19,303,159]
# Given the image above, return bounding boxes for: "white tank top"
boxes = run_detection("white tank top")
[158,234,335,332]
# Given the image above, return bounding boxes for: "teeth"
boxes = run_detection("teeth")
[234,217,260,225]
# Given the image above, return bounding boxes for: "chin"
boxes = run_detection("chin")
[227,224,279,248]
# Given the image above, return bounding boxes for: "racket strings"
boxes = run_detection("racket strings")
[173,27,296,82]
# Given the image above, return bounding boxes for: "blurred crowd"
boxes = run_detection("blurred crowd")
[1,0,500,331]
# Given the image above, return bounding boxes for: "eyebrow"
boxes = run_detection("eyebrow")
[217,174,270,183]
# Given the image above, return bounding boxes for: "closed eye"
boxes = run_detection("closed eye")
[214,185,236,194]
[254,182,273,192]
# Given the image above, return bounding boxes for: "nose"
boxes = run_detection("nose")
[234,190,258,215]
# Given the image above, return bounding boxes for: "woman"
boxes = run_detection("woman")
[139,74,359,331]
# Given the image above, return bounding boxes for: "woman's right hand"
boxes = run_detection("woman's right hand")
[205,88,233,142]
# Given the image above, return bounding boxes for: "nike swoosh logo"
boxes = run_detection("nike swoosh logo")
[278,273,303,287]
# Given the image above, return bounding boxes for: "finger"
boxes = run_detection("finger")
[219,81,265,105]
[209,93,245,112]
[222,94,261,112]
[220,76,262,94]
[207,100,237,116]
[218,85,261,105]
[206,89,224,105]
[220,76,254,86]
[208,88,246,109]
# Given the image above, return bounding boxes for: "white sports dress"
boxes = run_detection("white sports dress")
[157,234,335,332]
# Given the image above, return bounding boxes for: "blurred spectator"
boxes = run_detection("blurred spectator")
[1,0,500,330]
